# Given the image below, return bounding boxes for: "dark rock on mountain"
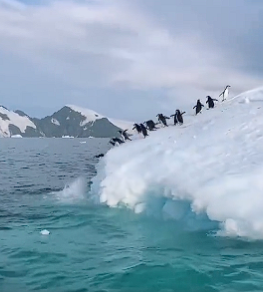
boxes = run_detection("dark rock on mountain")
[0,105,132,138]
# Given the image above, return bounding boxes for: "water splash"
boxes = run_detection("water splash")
[51,176,87,203]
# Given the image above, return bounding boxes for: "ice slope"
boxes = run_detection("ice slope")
[0,106,36,137]
[66,104,134,133]
[91,86,263,240]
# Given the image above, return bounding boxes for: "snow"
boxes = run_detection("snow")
[67,104,134,133]
[51,118,60,126]
[11,134,22,138]
[67,104,104,125]
[0,106,36,137]
[91,86,263,240]
[62,135,74,138]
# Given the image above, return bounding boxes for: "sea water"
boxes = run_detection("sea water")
[1,138,263,292]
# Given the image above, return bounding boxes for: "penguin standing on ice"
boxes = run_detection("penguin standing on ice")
[139,123,148,138]
[175,109,185,125]
[118,129,131,141]
[193,99,204,115]
[219,85,231,102]
[156,114,170,127]
[143,120,158,131]
[132,123,142,134]
[170,112,178,125]
[206,96,218,109]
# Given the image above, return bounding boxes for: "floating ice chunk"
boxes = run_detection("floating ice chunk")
[40,229,50,235]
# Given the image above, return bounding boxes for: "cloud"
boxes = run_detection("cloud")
[0,0,263,119]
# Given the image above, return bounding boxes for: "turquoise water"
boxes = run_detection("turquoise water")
[1,138,263,292]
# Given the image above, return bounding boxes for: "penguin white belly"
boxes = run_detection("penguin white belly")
[224,88,229,99]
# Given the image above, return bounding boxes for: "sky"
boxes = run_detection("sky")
[0,0,263,121]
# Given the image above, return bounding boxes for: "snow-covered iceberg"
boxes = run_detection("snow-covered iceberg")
[91,86,263,240]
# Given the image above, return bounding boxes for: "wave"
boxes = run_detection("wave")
[90,87,263,240]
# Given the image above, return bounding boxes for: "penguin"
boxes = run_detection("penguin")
[175,109,185,124]
[219,85,230,102]
[109,137,124,147]
[206,96,218,109]
[170,112,178,125]
[94,153,104,158]
[112,137,124,144]
[193,99,204,115]
[156,114,170,127]
[132,123,142,134]
[118,129,131,141]
[139,123,148,138]
[109,139,116,146]
[143,120,158,131]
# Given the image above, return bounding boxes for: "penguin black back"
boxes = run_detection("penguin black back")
[206,96,218,109]
[109,139,115,146]
[139,123,148,138]
[170,112,178,125]
[132,123,142,133]
[176,109,185,124]
[144,120,157,131]
[94,153,104,158]
[193,99,204,115]
[156,113,169,126]
[112,137,124,144]
[119,129,132,141]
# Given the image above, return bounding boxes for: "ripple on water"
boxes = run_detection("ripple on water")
[1,139,263,292]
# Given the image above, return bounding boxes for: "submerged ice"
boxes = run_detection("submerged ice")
[91,86,263,240]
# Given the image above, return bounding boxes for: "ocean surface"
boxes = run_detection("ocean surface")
[1,138,263,292]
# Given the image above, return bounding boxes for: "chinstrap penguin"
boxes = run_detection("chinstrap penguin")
[193,99,204,115]
[156,114,170,127]
[219,85,230,102]
[206,96,218,108]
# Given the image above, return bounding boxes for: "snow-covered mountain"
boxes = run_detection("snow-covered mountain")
[0,106,38,137]
[0,104,134,138]
[66,105,134,134]
[90,86,263,240]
